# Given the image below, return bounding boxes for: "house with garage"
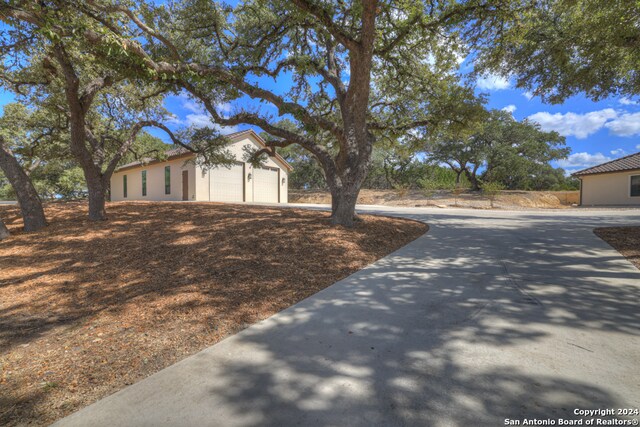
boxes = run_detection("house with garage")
[110,129,291,204]
[572,151,640,206]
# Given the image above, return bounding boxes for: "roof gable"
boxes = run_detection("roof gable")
[572,151,640,177]
[237,130,292,171]
[115,129,292,172]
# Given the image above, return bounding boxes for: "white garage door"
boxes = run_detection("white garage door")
[210,163,244,202]
[253,167,279,203]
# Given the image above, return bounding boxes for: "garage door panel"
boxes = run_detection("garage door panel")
[210,164,244,202]
[253,167,278,203]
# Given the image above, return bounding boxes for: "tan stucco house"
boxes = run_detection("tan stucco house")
[110,129,292,204]
[572,152,640,206]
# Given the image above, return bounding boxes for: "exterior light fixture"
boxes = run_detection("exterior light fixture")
[247,173,252,181]
[281,177,286,185]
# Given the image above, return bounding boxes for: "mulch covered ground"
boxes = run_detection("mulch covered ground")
[0,201,427,426]
[594,226,640,270]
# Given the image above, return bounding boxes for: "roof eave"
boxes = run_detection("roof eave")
[113,128,294,173]
[114,152,195,173]
[572,167,640,178]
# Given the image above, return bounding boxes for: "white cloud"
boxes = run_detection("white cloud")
[181,99,203,114]
[619,97,638,105]
[502,104,517,114]
[476,73,511,91]
[174,92,204,114]
[557,152,612,169]
[218,126,241,136]
[184,113,238,134]
[637,144,640,150]
[523,91,534,100]
[185,113,213,128]
[527,109,617,139]
[169,93,238,134]
[610,149,626,157]
[165,113,183,125]
[529,108,640,138]
[604,112,640,137]
[217,103,233,113]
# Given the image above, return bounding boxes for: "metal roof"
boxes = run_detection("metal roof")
[572,151,640,177]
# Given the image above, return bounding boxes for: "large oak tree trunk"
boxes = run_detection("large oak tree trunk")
[0,217,9,240]
[54,43,112,222]
[455,170,463,184]
[326,142,372,227]
[84,170,109,221]
[66,106,109,221]
[68,113,109,221]
[0,144,47,232]
[330,184,361,227]
[465,169,481,191]
[321,3,376,228]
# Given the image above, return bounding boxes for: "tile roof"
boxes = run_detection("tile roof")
[572,151,640,176]
[115,129,292,172]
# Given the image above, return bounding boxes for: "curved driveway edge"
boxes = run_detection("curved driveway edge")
[54,206,640,427]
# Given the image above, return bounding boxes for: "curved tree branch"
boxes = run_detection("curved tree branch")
[84,0,181,60]
[290,0,358,50]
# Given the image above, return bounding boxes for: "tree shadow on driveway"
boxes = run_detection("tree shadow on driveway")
[57,208,640,426]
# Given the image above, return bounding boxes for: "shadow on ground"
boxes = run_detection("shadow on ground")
[56,208,640,426]
[0,201,425,426]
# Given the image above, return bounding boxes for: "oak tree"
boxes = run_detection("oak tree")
[472,0,640,103]
[0,104,49,231]
[427,109,568,190]
[1,3,190,220]
[75,0,485,226]
[0,216,9,240]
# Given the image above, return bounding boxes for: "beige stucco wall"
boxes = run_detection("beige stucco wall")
[580,170,640,206]
[194,162,209,201]
[194,134,289,203]
[110,157,196,202]
[112,133,290,203]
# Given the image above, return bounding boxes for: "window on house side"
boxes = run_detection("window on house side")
[142,170,147,196]
[123,175,127,198]
[631,175,640,197]
[165,166,171,194]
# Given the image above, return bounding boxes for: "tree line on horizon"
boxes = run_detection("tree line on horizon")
[0,104,578,203]
[278,109,579,193]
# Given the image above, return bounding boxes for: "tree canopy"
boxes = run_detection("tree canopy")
[472,0,640,103]
[427,109,570,190]
[0,101,172,201]
[0,2,213,219]
[41,0,492,225]
[0,0,605,228]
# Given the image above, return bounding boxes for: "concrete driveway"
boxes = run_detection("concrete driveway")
[54,206,640,427]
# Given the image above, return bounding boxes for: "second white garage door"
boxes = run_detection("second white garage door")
[253,167,279,203]
[210,163,244,202]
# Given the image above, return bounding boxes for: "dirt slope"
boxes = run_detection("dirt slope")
[290,189,580,210]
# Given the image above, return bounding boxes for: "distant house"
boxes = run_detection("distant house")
[111,129,292,204]
[572,152,640,206]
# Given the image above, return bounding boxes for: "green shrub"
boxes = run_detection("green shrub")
[418,178,439,205]
[482,181,505,208]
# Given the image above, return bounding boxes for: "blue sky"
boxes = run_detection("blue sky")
[2,46,639,177]
[476,73,640,175]
[157,71,640,176]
